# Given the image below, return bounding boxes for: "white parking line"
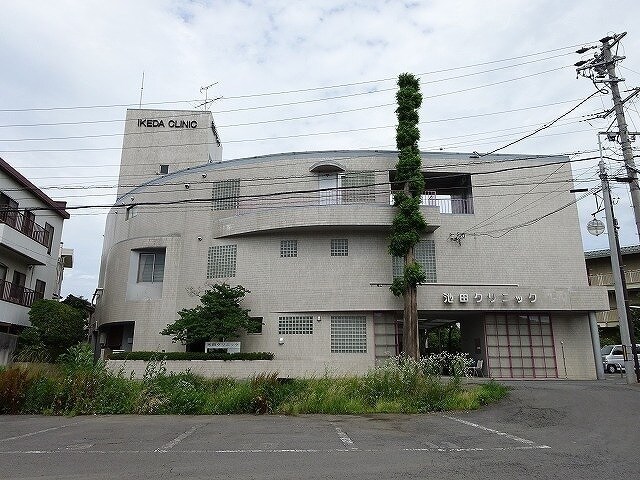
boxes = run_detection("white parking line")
[331,423,357,450]
[155,424,202,453]
[0,445,552,455]
[0,422,82,443]
[442,415,548,448]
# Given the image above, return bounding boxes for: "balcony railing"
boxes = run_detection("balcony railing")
[0,280,42,308]
[588,268,640,287]
[0,209,50,247]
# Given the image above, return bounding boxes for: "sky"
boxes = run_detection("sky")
[1,0,640,300]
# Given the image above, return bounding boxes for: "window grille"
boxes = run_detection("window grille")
[392,239,436,282]
[278,315,313,335]
[280,240,298,257]
[331,315,367,353]
[485,314,558,378]
[331,239,348,256]
[207,245,237,278]
[137,250,165,283]
[340,172,375,204]
[212,179,240,210]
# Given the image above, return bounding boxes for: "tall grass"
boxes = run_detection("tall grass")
[0,346,508,415]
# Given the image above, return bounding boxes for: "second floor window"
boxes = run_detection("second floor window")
[137,249,166,283]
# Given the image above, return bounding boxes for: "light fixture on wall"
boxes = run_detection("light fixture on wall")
[278,337,284,345]
[317,316,321,322]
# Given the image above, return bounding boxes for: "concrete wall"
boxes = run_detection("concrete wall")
[107,357,373,379]
[552,313,598,380]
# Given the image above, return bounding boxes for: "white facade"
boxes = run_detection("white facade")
[0,157,70,364]
[95,109,609,379]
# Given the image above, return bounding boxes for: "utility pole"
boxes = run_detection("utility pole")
[577,33,640,382]
[599,138,639,384]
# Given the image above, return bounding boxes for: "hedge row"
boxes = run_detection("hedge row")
[108,351,274,361]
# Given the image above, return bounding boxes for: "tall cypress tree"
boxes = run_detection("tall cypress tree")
[389,73,426,359]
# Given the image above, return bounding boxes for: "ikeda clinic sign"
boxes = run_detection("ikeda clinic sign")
[442,291,537,306]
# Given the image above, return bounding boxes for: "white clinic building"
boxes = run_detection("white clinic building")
[94,109,608,379]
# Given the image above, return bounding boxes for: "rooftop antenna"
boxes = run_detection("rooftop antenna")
[138,71,145,108]
[196,82,222,110]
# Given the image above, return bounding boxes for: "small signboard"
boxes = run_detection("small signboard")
[204,341,241,354]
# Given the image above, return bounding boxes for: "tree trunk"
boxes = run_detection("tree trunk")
[403,246,419,359]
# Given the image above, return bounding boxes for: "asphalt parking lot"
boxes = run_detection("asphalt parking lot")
[1,377,638,480]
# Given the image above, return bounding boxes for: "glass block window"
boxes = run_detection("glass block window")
[331,239,348,256]
[137,249,165,283]
[207,245,237,278]
[212,179,240,210]
[340,172,375,204]
[331,315,367,353]
[392,239,436,282]
[280,240,298,257]
[278,315,313,335]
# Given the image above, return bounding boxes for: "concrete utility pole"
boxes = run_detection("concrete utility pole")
[600,33,640,237]
[577,33,640,382]
[599,148,639,384]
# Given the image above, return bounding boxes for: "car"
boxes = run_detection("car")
[601,344,640,373]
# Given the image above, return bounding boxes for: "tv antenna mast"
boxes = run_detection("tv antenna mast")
[197,82,222,110]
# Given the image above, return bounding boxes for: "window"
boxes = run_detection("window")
[340,172,375,204]
[331,315,367,353]
[34,280,46,300]
[331,239,348,256]
[485,314,557,378]
[21,210,35,236]
[125,206,138,220]
[280,240,297,257]
[0,264,6,283]
[247,317,263,335]
[392,239,436,282]
[318,172,376,205]
[0,192,18,225]
[10,271,26,300]
[278,315,313,335]
[207,245,237,278]
[212,179,240,210]
[44,223,54,254]
[137,249,165,282]
[159,164,169,174]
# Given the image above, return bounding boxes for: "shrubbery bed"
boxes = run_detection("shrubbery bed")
[0,345,508,415]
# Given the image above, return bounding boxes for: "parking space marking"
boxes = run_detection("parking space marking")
[331,423,357,451]
[0,445,552,455]
[442,415,548,447]
[0,422,82,443]
[155,424,203,453]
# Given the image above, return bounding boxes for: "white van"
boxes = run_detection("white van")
[601,344,640,373]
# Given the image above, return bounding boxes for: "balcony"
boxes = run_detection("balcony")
[0,210,50,247]
[0,280,42,308]
[588,268,640,289]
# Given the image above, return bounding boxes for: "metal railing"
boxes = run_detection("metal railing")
[0,209,50,247]
[0,280,42,308]
[588,268,640,286]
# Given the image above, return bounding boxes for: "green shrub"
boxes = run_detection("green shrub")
[0,345,507,415]
[109,351,274,361]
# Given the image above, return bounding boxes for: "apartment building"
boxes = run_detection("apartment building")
[94,109,609,379]
[0,157,70,364]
